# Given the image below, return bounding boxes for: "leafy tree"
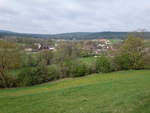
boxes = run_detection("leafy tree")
[18,60,51,86]
[114,36,145,70]
[38,50,53,65]
[32,60,50,84]
[0,41,22,88]
[23,54,39,67]
[17,68,35,87]
[48,65,60,80]
[54,42,81,63]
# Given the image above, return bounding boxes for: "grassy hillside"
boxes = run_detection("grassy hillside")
[0,70,150,113]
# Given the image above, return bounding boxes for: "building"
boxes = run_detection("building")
[83,39,113,54]
[25,48,32,52]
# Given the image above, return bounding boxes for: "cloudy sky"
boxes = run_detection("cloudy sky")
[0,0,150,34]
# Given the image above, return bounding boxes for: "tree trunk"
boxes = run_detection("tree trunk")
[0,71,8,88]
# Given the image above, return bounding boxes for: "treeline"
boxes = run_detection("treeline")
[0,36,150,88]
[1,30,150,40]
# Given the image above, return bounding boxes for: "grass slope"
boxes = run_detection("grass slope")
[0,70,150,113]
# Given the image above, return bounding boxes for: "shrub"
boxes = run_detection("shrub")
[113,54,132,70]
[71,61,88,77]
[38,51,53,65]
[96,56,111,73]
[0,73,18,88]
[86,62,97,74]
[47,65,60,80]
[23,54,39,67]
[18,60,52,87]
[31,60,51,84]
[57,60,73,78]
[57,60,90,78]
[17,68,35,87]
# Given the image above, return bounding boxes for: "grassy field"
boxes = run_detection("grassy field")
[109,39,122,44]
[0,70,150,113]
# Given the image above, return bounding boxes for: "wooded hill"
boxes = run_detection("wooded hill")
[0,30,150,40]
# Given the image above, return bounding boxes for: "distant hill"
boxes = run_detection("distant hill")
[0,30,150,40]
[50,32,128,40]
[0,30,16,34]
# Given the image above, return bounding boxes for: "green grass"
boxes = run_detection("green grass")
[109,39,122,44]
[0,70,150,113]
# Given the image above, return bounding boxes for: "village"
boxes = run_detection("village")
[24,38,113,54]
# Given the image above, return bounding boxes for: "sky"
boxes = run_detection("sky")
[0,0,150,34]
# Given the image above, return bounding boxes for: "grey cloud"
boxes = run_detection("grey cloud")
[0,0,150,33]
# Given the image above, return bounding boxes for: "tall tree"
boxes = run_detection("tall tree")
[0,41,22,88]
[115,35,145,70]
[55,42,81,63]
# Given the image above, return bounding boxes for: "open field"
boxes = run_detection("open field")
[0,70,150,113]
[109,39,122,43]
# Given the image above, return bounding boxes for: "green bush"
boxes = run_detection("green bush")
[57,60,73,78]
[31,60,51,84]
[18,60,52,87]
[38,51,53,65]
[17,68,34,87]
[48,65,60,80]
[56,60,90,78]
[96,56,111,73]
[113,54,132,70]
[24,54,39,67]
[71,61,88,77]
[0,74,18,88]
[86,63,97,74]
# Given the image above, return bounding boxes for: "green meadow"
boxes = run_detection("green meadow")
[0,70,150,113]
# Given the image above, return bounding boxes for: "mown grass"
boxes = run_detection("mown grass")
[0,70,150,113]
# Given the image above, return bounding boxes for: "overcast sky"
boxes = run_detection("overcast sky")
[0,0,150,34]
